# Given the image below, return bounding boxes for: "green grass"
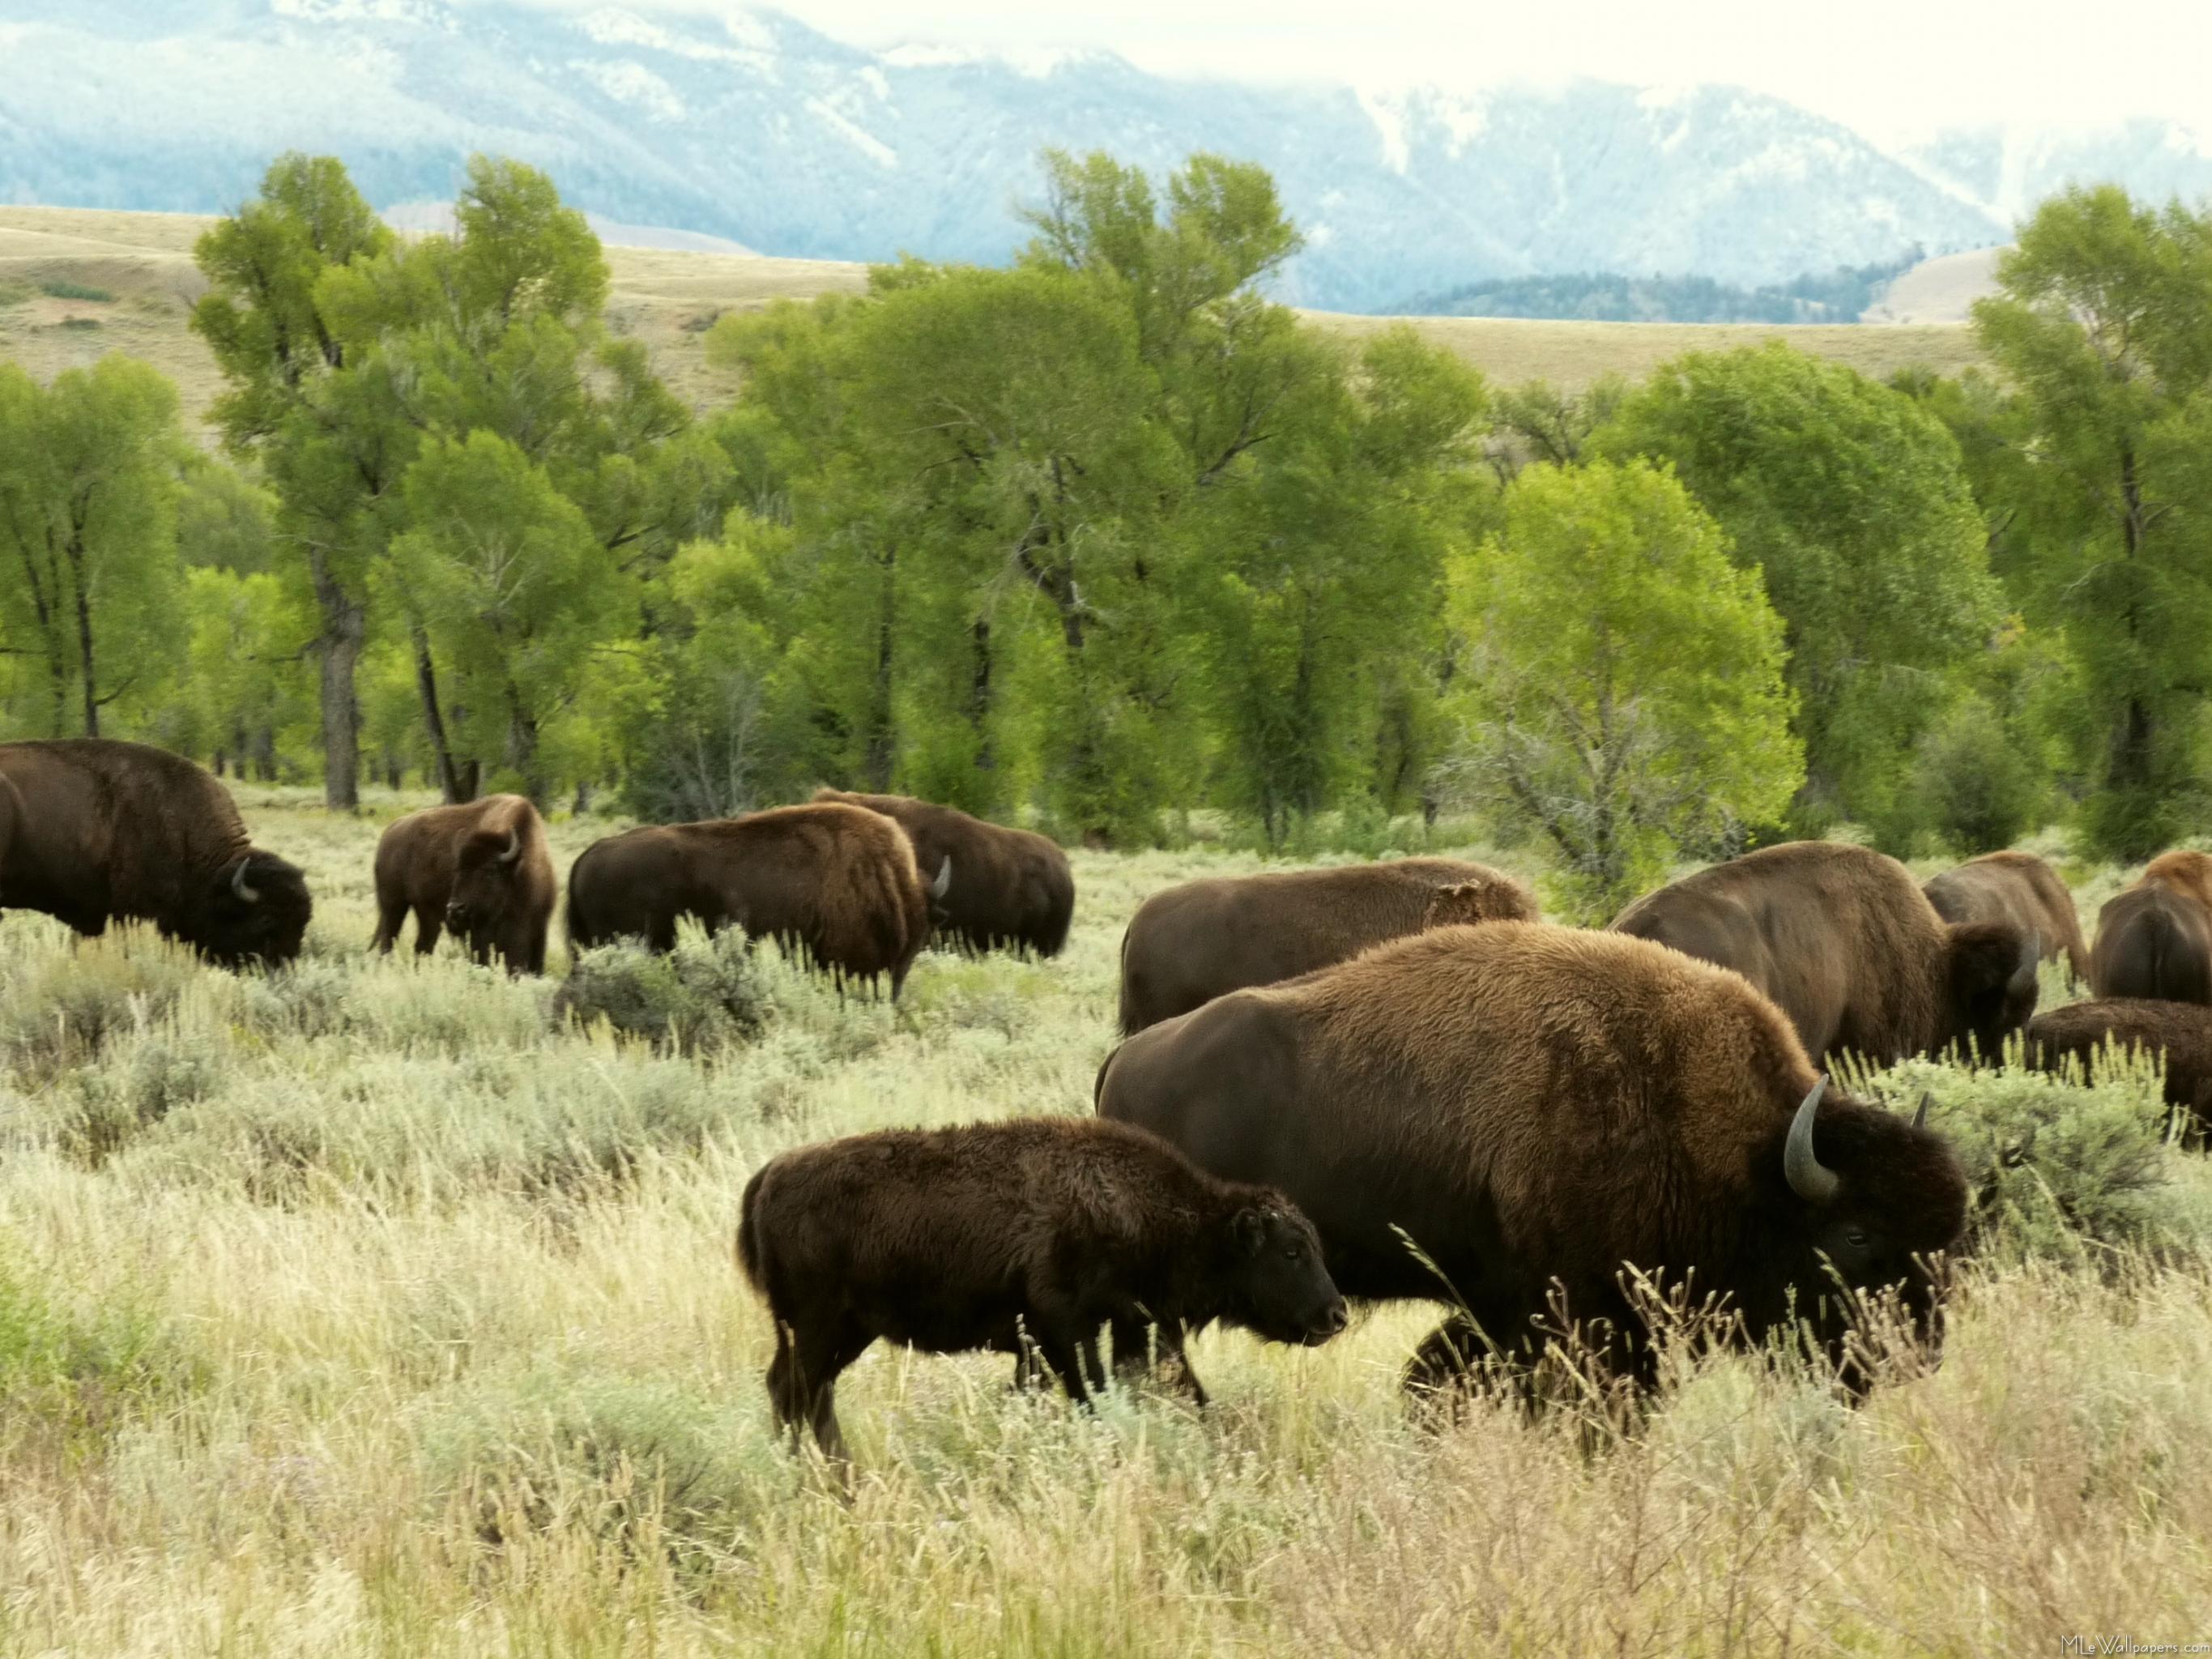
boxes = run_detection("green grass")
[0,793,2206,1653]
[37,278,113,302]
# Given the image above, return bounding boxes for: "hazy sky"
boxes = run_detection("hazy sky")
[574,0,2212,144]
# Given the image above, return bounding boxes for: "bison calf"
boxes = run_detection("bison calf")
[735,1117,1347,1460]
[370,795,556,974]
[2027,997,2212,1139]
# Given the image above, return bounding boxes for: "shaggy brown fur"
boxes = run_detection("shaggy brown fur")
[565,802,931,993]
[812,788,1074,957]
[371,795,557,975]
[1924,851,2088,984]
[2089,852,2212,1005]
[0,739,311,967]
[1117,858,1538,1034]
[1611,841,2037,1065]
[2027,998,2212,1137]
[735,1116,1346,1459]
[1097,921,1969,1397]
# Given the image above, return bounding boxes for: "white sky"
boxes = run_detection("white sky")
[583,0,2212,145]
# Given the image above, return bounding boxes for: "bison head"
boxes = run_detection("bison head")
[446,825,526,937]
[198,851,313,967]
[1762,1077,1968,1387]
[1221,1201,1349,1347]
[1946,921,2040,1062]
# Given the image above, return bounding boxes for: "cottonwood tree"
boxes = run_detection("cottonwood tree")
[1440,458,1801,919]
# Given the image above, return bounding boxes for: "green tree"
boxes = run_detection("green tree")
[1968,186,2212,859]
[1594,343,1999,835]
[1440,458,1801,919]
[0,359,187,738]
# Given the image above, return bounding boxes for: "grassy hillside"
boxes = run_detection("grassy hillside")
[1,205,1987,439]
[0,791,2206,1653]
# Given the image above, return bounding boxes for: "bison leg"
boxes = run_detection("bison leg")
[411,904,444,957]
[371,893,409,954]
[785,1318,870,1463]
[1106,1316,1206,1405]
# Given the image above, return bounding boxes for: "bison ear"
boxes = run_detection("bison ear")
[1233,1206,1268,1256]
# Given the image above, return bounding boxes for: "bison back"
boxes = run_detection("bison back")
[2091,887,2212,1005]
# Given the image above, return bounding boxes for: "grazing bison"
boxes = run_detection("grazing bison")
[2089,852,2212,1005]
[370,795,556,974]
[812,788,1073,957]
[1924,851,2088,985]
[1097,922,1969,1398]
[736,1116,1347,1459]
[1611,841,2039,1065]
[1117,858,1537,1035]
[0,739,311,967]
[565,802,939,994]
[2027,998,2212,1139]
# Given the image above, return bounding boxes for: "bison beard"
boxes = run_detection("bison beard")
[1096,922,1969,1401]
[812,789,1074,958]
[0,739,311,967]
[735,1117,1347,1461]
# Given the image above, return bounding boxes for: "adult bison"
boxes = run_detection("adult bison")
[565,802,939,994]
[1097,921,1968,1397]
[370,795,556,974]
[812,788,1072,957]
[1924,851,2088,985]
[2089,852,2212,1005]
[1611,841,2038,1065]
[0,739,311,967]
[1116,858,1536,1034]
[2027,998,2212,1139]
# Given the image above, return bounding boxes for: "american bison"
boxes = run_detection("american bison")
[370,795,556,974]
[1611,841,2039,1065]
[565,802,940,994]
[735,1116,1347,1459]
[2089,852,2212,1005]
[1117,858,1537,1034]
[0,739,311,967]
[812,788,1073,957]
[2027,997,2212,1139]
[1097,921,1969,1398]
[1924,851,2088,985]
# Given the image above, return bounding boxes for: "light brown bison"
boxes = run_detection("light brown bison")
[1117,858,1537,1034]
[1097,921,1969,1398]
[812,788,1074,957]
[736,1116,1347,1460]
[0,739,311,967]
[370,795,556,974]
[1611,841,2038,1065]
[565,802,936,994]
[2089,852,2212,1005]
[2027,997,2212,1139]
[1924,851,2087,984]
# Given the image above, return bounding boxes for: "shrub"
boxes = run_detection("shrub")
[39,279,114,302]
[0,924,202,1080]
[1894,694,2045,855]
[553,925,771,1053]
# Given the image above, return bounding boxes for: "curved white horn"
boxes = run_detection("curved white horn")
[1784,1076,1840,1205]
[231,859,260,903]
[500,826,522,865]
[931,856,953,900]
[1913,1091,1933,1130]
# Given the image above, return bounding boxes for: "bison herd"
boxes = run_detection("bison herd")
[6,736,2212,1461]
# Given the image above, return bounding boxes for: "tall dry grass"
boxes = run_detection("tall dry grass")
[2,797,2208,1655]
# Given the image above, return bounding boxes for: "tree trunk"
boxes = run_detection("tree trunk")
[968,616,995,776]
[251,725,277,783]
[863,559,896,791]
[412,629,470,804]
[506,689,543,807]
[309,549,364,812]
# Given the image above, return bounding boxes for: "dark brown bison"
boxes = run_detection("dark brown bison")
[370,795,556,974]
[565,802,935,993]
[812,788,1073,957]
[2089,852,2212,1005]
[0,739,311,967]
[2027,997,2212,1139]
[1611,841,2038,1065]
[1117,858,1537,1034]
[1097,921,1969,1397]
[735,1116,1347,1459]
[1924,851,2088,985]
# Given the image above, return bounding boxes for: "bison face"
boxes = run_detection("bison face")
[201,852,313,967]
[1946,921,2040,1062]
[446,825,526,937]
[1228,1204,1349,1347]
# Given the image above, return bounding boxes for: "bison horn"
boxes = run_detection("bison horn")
[931,856,953,900]
[1784,1076,1841,1205]
[500,827,522,865]
[1913,1091,1933,1130]
[231,859,260,904]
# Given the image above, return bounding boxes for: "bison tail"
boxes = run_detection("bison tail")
[735,1162,772,1297]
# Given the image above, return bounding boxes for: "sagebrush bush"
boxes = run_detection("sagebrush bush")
[554,925,771,1052]
[0,923,202,1078]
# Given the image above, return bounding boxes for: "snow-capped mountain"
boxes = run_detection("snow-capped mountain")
[3,1,2208,312]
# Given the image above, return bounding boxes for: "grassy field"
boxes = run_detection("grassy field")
[0,204,1987,441]
[2,791,2209,1654]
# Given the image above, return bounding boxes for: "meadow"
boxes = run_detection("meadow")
[2,791,2211,1655]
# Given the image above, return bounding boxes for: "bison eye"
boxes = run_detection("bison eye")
[1844,1228,1870,1250]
